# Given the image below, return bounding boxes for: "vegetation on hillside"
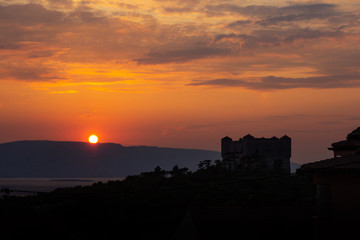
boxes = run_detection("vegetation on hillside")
[0,160,315,240]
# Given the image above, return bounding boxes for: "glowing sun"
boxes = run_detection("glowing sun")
[88,135,99,144]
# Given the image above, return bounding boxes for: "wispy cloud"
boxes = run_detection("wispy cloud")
[135,46,231,64]
[204,3,338,19]
[215,28,344,48]
[187,74,360,90]
[50,90,78,94]
[0,1,359,90]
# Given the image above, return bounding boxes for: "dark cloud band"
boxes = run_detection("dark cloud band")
[187,74,360,90]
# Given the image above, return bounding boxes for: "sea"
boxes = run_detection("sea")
[0,177,124,196]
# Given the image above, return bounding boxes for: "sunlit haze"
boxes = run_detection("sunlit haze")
[1,0,360,164]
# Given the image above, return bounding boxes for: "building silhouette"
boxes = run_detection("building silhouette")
[221,134,291,173]
[328,127,360,157]
[299,127,360,240]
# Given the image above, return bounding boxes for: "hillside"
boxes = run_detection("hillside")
[0,141,221,177]
[0,161,315,240]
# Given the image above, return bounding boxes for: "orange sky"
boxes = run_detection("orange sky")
[1,0,360,164]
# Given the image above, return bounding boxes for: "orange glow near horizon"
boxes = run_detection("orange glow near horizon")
[0,0,360,164]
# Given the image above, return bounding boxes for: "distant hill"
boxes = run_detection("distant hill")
[290,162,301,173]
[0,141,221,177]
[0,141,301,177]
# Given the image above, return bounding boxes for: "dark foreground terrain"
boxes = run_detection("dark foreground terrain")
[0,163,315,240]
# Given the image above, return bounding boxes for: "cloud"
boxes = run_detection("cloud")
[66,8,110,24]
[163,6,195,13]
[0,2,149,81]
[283,4,336,11]
[0,1,359,88]
[215,28,344,49]
[135,46,231,64]
[185,120,247,130]
[208,3,357,30]
[117,3,139,10]
[0,3,65,25]
[50,90,78,94]
[0,42,20,50]
[0,3,108,52]
[45,0,74,9]
[257,4,338,26]
[265,114,311,121]
[134,13,347,65]
[316,121,342,125]
[187,74,360,90]
[0,61,64,82]
[204,3,337,19]
[27,50,56,59]
[304,48,360,77]
[204,4,278,17]
[154,0,200,3]
[227,20,252,27]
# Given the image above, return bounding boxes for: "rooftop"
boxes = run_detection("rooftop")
[347,127,360,140]
[298,154,360,174]
[328,140,357,150]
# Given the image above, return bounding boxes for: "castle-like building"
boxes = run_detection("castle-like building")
[221,134,291,173]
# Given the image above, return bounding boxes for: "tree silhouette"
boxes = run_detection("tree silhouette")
[197,160,212,170]
[170,165,189,176]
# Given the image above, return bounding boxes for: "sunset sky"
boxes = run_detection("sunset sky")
[1,0,360,164]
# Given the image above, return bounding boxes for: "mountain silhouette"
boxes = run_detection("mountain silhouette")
[0,140,300,177]
[0,141,221,177]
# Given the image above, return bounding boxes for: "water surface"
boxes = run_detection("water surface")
[0,177,123,196]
